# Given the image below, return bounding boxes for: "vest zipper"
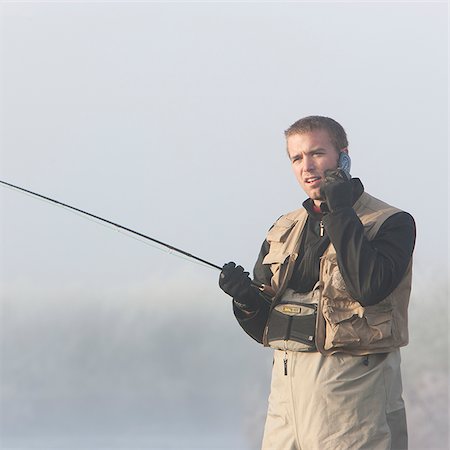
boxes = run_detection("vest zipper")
[320,220,324,237]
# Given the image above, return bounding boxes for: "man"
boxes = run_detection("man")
[219,116,416,450]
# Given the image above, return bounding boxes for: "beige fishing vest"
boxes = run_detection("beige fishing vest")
[262,192,412,355]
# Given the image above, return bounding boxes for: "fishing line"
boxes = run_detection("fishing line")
[9,187,214,270]
[0,179,274,297]
[0,179,222,270]
[114,229,216,270]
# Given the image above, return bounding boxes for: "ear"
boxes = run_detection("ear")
[340,147,349,154]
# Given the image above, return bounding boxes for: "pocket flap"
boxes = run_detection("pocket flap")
[365,311,392,326]
[263,251,289,265]
[266,218,296,243]
[323,306,355,324]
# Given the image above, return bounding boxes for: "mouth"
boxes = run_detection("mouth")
[304,176,322,186]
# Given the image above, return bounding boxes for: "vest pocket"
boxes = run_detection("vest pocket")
[266,217,296,241]
[262,218,296,266]
[262,221,296,291]
[322,304,361,349]
[322,301,393,350]
[361,310,393,344]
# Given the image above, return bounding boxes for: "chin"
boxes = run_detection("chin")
[308,189,322,201]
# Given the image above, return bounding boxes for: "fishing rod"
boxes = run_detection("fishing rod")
[0,179,275,297]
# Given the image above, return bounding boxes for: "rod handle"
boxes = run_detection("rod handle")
[252,281,276,298]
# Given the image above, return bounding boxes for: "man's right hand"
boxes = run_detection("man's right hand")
[219,262,253,300]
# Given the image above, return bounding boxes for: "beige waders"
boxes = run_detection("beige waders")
[261,349,407,450]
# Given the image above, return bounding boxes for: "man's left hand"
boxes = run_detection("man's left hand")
[321,169,353,212]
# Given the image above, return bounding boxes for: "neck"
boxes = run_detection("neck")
[312,202,322,214]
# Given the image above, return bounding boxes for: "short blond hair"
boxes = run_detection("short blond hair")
[285,116,348,151]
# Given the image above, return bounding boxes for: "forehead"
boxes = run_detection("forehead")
[286,129,335,153]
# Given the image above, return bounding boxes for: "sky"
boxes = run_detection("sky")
[0,2,448,449]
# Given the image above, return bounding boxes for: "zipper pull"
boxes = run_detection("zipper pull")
[283,341,288,376]
[320,220,324,237]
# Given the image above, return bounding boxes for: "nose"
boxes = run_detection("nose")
[303,154,315,172]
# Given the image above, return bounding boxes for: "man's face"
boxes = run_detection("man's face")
[287,129,343,205]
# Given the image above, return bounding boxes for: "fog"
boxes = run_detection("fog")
[0,2,448,449]
[1,277,448,449]
[1,278,271,448]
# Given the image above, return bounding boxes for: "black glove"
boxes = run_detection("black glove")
[219,262,252,298]
[320,169,353,213]
[219,261,264,311]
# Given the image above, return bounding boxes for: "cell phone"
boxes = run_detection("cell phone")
[338,152,351,180]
